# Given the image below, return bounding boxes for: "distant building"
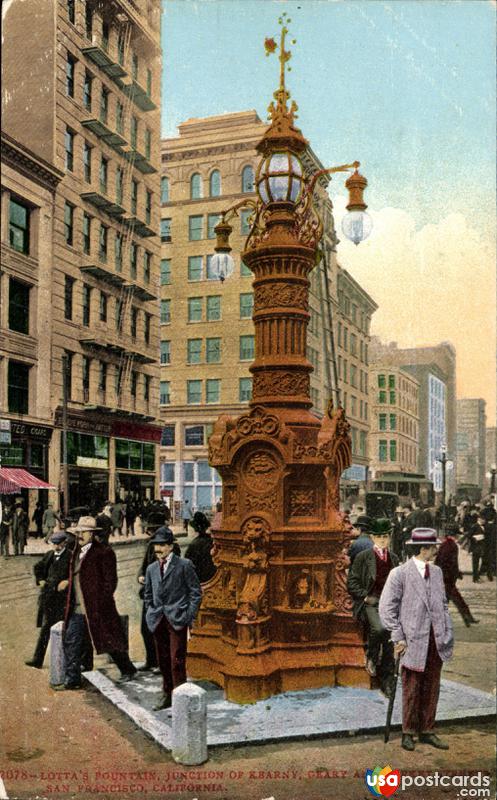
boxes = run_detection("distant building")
[369,339,456,493]
[456,399,486,490]
[368,366,420,475]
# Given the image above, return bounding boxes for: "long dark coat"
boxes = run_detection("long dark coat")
[34,548,71,627]
[65,540,127,654]
[185,533,216,583]
[347,547,399,619]
[434,537,460,587]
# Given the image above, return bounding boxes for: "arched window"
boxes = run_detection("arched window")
[160,176,169,204]
[190,173,202,199]
[241,165,255,193]
[209,169,221,197]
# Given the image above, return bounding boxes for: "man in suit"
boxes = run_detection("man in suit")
[144,526,202,710]
[379,528,454,752]
[12,500,29,555]
[347,518,399,696]
[185,511,216,583]
[25,531,71,668]
[59,516,136,690]
[435,523,478,626]
[347,514,373,565]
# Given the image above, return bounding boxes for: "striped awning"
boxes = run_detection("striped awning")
[0,468,56,493]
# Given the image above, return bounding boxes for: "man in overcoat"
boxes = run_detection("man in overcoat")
[435,523,478,626]
[144,526,202,710]
[379,528,454,752]
[60,516,136,690]
[12,500,29,555]
[185,511,216,583]
[25,531,70,668]
[347,517,399,696]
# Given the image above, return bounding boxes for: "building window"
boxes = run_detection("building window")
[350,364,357,388]
[206,295,221,321]
[187,339,202,364]
[63,353,73,400]
[9,198,30,255]
[83,141,92,183]
[146,68,152,96]
[240,335,254,361]
[144,251,151,284]
[350,333,357,356]
[161,425,175,446]
[64,275,74,320]
[209,170,221,197]
[131,307,138,339]
[206,337,221,363]
[66,53,76,97]
[116,101,124,134]
[100,87,109,124]
[239,292,253,318]
[100,156,108,194]
[144,374,151,402]
[378,374,386,388]
[378,390,387,404]
[115,231,123,271]
[390,439,397,461]
[240,209,252,235]
[131,371,138,398]
[188,256,203,281]
[99,223,108,261]
[65,128,74,171]
[389,390,396,404]
[82,284,91,326]
[239,377,252,402]
[8,360,30,414]
[242,165,255,193]
[190,173,202,199]
[145,190,152,225]
[8,278,30,334]
[85,1,93,38]
[360,430,367,456]
[207,213,220,239]
[205,255,218,280]
[101,20,109,51]
[241,261,251,277]
[188,297,202,322]
[161,176,169,204]
[184,425,204,446]
[99,361,107,394]
[161,299,171,324]
[130,243,138,278]
[343,328,348,351]
[67,0,75,23]
[82,356,91,398]
[189,215,203,241]
[160,340,171,364]
[131,116,138,150]
[64,202,74,246]
[99,291,107,322]
[379,413,387,431]
[117,33,125,66]
[131,52,139,81]
[206,379,220,403]
[116,167,123,205]
[390,414,397,430]
[144,313,151,344]
[115,298,123,332]
[379,440,387,462]
[145,128,151,161]
[160,259,171,285]
[161,218,171,242]
[388,374,396,389]
[187,380,202,405]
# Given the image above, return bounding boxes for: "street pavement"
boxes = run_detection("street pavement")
[0,542,495,800]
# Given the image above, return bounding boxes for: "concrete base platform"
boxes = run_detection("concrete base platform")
[84,665,496,752]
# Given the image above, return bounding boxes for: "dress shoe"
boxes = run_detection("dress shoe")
[153,693,172,711]
[401,734,415,751]
[419,733,449,750]
[117,670,137,684]
[25,660,42,669]
[52,682,82,691]
[365,658,377,677]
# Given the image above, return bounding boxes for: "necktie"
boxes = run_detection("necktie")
[424,563,430,580]
[382,549,387,561]
[160,559,166,578]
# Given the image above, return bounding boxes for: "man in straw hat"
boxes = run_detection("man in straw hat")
[379,528,454,752]
[59,516,136,690]
[144,526,202,710]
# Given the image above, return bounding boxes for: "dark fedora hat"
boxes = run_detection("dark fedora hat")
[370,517,393,536]
[149,526,175,545]
[405,527,442,546]
[355,514,372,532]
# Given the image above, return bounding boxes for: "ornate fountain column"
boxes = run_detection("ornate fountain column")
[187,18,370,703]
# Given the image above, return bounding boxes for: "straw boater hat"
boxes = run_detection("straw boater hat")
[66,516,101,534]
[405,527,442,546]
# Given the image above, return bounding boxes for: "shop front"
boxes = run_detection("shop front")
[0,421,53,515]
[112,420,162,502]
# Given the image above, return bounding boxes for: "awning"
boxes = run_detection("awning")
[0,468,56,493]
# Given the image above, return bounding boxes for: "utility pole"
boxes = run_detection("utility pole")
[61,354,69,518]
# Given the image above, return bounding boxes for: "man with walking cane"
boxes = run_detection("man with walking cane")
[379,528,454,752]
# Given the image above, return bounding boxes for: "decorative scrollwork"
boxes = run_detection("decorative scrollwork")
[252,371,309,398]
[254,283,308,311]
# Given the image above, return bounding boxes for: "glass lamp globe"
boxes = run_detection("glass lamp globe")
[257,151,304,205]
[341,210,373,246]
[209,252,235,283]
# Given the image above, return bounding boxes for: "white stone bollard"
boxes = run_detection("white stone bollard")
[49,621,65,686]
[171,682,208,765]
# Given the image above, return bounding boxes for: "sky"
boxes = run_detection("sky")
[161,0,496,420]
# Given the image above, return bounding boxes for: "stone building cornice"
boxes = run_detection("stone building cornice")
[161,141,258,163]
[1,131,64,192]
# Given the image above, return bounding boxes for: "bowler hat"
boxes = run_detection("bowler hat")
[405,527,442,546]
[50,531,67,544]
[355,514,372,532]
[191,511,210,533]
[370,517,393,536]
[149,526,175,545]
[66,516,101,534]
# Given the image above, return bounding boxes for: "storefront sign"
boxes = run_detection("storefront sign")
[76,456,109,469]
[10,422,53,441]
[161,489,173,497]
[54,408,112,436]
[111,420,162,443]
[342,464,368,482]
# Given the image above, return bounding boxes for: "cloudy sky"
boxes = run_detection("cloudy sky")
[161,0,496,418]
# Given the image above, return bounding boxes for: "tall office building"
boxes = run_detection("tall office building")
[456,399,486,490]
[159,111,376,511]
[368,365,420,476]
[1,0,162,509]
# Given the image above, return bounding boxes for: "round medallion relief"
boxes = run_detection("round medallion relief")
[242,451,280,495]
